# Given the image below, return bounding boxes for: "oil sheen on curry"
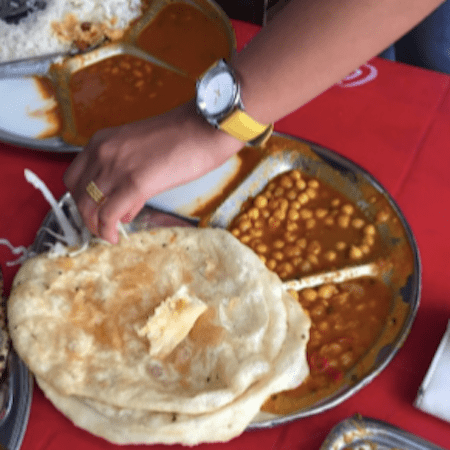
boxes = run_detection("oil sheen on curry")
[226,165,412,415]
[43,1,231,146]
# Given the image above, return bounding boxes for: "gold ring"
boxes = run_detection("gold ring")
[86,181,105,204]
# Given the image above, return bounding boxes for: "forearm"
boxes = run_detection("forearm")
[233,0,445,124]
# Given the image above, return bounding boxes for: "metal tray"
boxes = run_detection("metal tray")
[0,0,235,151]
[0,351,33,450]
[27,134,421,430]
[320,415,446,450]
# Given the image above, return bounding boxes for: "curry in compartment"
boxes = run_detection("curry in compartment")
[136,2,231,77]
[64,54,195,146]
[39,1,231,146]
[227,168,398,414]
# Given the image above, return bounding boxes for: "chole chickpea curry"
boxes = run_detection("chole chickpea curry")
[38,1,232,146]
[226,166,410,414]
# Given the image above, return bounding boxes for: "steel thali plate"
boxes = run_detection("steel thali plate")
[0,267,33,450]
[319,415,446,450]
[0,0,235,151]
[29,133,421,430]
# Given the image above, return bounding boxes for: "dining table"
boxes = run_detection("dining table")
[1,18,450,450]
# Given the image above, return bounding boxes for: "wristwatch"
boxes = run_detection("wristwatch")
[196,59,273,146]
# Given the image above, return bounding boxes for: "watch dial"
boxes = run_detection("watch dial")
[198,72,234,116]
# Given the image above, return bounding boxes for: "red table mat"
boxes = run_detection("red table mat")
[1,19,450,450]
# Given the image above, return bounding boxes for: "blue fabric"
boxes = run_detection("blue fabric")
[379,1,450,73]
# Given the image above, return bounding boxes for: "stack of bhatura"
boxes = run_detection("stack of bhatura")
[8,227,310,445]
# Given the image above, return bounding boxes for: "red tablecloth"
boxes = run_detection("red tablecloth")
[1,20,450,450]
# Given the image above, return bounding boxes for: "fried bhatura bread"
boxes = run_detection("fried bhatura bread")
[33,293,308,445]
[8,227,310,443]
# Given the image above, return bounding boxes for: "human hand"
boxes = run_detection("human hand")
[64,100,242,244]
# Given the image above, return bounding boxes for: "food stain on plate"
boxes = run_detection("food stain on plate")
[0,76,61,139]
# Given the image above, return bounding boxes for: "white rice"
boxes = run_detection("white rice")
[0,0,143,62]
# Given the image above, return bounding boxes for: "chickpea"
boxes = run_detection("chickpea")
[240,235,251,244]
[331,198,341,207]
[302,288,318,302]
[337,215,350,228]
[364,224,376,236]
[279,198,289,211]
[268,217,281,229]
[273,239,285,249]
[324,216,335,227]
[300,209,313,220]
[250,229,263,238]
[256,243,269,254]
[261,209,270,219]
[273,209,286,221]
[308,240,322,255]
[308,179,320,189]
[267,182,276,191]
[376,210,390,223]
[306,218,316,229]
[336,241,347,251]
[335,292,350,305]
[273,251,285,261]
[286,221,299,232]
[288,209,300,221]
[284,232,298,243]
[308,254,319,265]
[340,352,354,367]
[231,228,240,237]
[274,187,284,197]
[254,195,268,209]
[363,235,375,247]
[248,207,260,220]
[280,175,294,189]
[254,219,265,229]
[349,245,364,260]
[279,262,294,275]
[352,218,365,229]
[311,304,325,318]
[291,256,303,267]
[298,192,309,204]
[266,259,277,271]
[296,179,307,190]
[301,261,313,272]
[361,244,371,255]
[306,188,318,199]
[290,200,301,210]
[290,169,302,180]
[318,321,330,332]
[328,342,343,356]
[259,255,267,264]
[316,208,328,219]
[297,238,307,249]
[285,245,302,257]
[268,199,279,210]
[287,189,297,200]
[318,284,338,299]
[341,204,355,215]
[324,250,337,262]
[239,219,252,232]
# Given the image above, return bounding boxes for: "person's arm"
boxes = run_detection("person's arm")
[64,0,444,244]
[234,0,444,124]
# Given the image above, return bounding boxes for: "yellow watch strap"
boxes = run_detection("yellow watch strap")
[219,109,273,145]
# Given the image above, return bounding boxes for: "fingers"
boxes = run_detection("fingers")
[97,185,146,244]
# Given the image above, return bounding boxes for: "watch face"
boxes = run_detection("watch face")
[197,70,235,117]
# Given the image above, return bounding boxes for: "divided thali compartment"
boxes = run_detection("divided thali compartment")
[205,134,421,428]
[0,0,235,150]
